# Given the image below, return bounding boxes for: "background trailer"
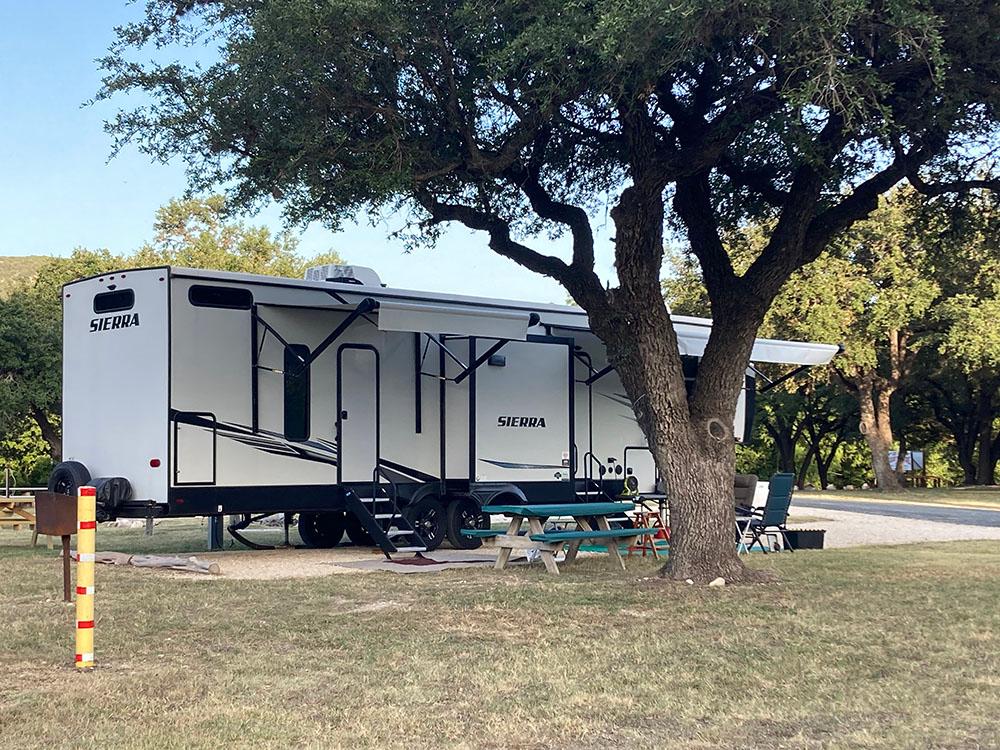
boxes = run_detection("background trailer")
[50,264,838,554]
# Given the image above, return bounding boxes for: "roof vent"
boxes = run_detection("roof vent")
[304,264,382,287]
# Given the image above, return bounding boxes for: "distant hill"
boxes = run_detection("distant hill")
[0,255,48,298]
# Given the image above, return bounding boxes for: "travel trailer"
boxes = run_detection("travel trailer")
[50,264,838,554]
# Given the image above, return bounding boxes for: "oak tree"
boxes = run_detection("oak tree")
[100,0,1000,581]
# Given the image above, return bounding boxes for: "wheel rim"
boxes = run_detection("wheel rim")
[413,506,441,542]
[459,506,484,529]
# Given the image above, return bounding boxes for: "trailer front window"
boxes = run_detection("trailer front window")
[93,289,135,314]
[284,344,311,441]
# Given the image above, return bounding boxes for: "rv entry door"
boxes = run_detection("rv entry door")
[336,345,380,484]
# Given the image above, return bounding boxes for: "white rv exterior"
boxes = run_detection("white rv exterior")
[56,265,838,551]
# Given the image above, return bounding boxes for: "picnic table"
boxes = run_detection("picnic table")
[466,502,655,575]
[1,496,37,531]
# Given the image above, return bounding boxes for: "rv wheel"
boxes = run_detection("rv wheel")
[344,512,374,546]
[404,496,445,551]
[297,511,346,548]
[48,461,91,497]
[445,496,489,549]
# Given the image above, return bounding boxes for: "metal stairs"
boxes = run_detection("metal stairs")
[574,477,616,503]
[343,466,427,559]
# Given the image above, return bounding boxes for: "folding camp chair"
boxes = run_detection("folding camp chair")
[733,473,758,516]
[736,473,795,553]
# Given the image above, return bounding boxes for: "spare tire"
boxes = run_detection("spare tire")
[90,477,133,522]
[48,461,91,497]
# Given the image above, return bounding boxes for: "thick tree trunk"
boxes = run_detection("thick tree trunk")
[796,444,815,489]
[808,424,846,490]
[926,378,978,485]
[815,450,832,489]
[763,418,798,474]
[955,433,977,484]
[856,380,900,490]
[974,388,995,485]
[592,294,753,582]
[31,407,61,462]
[959,453,977,485]
[579,183,766,584]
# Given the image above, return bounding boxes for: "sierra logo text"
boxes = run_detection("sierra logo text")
[497,416,547,428]
[89,313,140,333]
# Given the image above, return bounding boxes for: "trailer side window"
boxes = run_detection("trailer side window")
[189,285,253,310]
[284,345,311,441]
[93,289,135,314]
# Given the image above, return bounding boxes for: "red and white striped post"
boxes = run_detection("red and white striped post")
[75,485,96,669]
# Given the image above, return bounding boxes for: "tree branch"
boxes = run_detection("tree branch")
[672,172,736,299]
[415,191,570,282]
[717,153,789,206]
[504,164,597,276]
[906,172,1000,196]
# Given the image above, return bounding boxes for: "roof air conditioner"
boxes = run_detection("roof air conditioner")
[304,264,382,287]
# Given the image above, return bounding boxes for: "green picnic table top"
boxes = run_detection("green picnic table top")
[480,502,635,518]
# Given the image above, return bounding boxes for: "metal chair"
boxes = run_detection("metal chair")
[736,473,795,553]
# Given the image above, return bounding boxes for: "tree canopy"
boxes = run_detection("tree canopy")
[98,0,1000,580]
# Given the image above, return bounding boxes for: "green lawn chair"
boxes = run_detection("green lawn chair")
[736,473,795,553]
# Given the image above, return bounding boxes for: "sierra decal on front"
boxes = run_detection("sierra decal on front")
[89,313,140,333]
[497,416,547,428]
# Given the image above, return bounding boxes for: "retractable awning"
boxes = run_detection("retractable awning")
[375,300,533,341]
[672,318,839,365]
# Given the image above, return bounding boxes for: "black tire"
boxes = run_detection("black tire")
[297,511,346,548]
[404,496,446,551]
[344,512,374,546]
[446,496,489,549]
[48,461,91,497]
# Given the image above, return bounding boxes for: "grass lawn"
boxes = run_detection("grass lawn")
[2,523,999,749]
[798,486,1000,510]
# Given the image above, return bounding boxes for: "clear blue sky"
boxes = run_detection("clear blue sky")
[0,2,618,303]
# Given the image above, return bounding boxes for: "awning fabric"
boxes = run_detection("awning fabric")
[672,319,839,365]
[376,300,531,340]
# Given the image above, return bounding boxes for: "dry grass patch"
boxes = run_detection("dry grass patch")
[1,523,999,749]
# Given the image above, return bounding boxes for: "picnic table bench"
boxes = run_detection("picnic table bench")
[466,502,655,575]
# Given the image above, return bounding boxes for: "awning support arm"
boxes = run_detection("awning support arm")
[253,314,306,366]
[424,334,468,370]
[759,364,811,393]
[573,350,595,376]
[748,363,773,385]
[252,297,378,374]
[453,339,509,384]
[585,363,615,386]
[303,297,379,367]
[758,344,843,393]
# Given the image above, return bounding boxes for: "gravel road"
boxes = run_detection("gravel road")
[788,504,1000,548]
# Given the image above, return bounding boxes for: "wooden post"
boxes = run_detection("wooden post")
[62,535,71,602]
